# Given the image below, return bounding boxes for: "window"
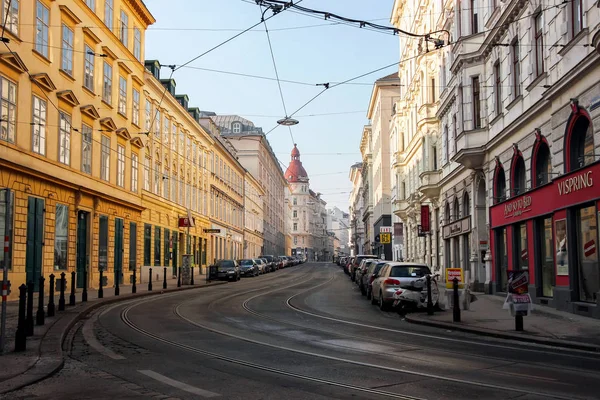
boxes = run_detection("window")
[534,13,544,77]
[293,223,298,231]
[129,222,137,271]
[511,40,521,98]
[117,145,125,187]
[85,0,95,11]
[463,192,470,217]
[163,117,170,147]
[154,226,161,266]
[132,89,140,126]
[54,204,69,270]
[443,125,449,162]
[576,206,598,302]
[118,76,127,115]
[84,45,95,91]
[567,112,594,171]
[61,25,74,75]
[472,77,481,129]
[154,163,160,195]
[453,198,460,220]
[58,112,71,165]
[154,109,161,139]
[104,0,113,29]
[232,122,242,133]
[171,172,177,203]
[35,1,49,57]
[81,124,92,174]
[145,100,151,131]
[2,0,19,35]
[534,141,551,187]
[432,145,438,169]
[430,78,436,102]
[119,10,128,46]
[494,62,501,116]
[32,96,46,155]
[131,153,138,192]
[163,166,169,199]
[143,224,151,265]
[293,197,297,205]
[494,166,506,203]
[171,123,177,151]
[102,62,112,104]
[133,28,141,60]
[144,158,150,190]
[163,229,170,267]
[293,210,297,218]
[538,217,554,297]
[101,135,110,181]
[471,0,478,34]
[572,0,583,37]
[514,222,528,270]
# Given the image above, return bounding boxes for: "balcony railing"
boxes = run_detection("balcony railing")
[452,127,487,169]
[418,169,442,199]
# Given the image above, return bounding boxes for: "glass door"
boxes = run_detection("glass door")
[577,205,599,302]
[538,217,554,297]
[495,227,508,291]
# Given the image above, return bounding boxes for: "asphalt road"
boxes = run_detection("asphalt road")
[7,262,600,400]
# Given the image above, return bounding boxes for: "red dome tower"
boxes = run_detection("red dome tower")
[285,144,309,183]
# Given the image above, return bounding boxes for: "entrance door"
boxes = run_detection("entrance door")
[76,211,89,288]
[114,218,123,285]
[26,197,44,291]
[576,206,599,302]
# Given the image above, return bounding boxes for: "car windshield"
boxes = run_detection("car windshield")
[390,265,431,278]
[217,260,235,269]
[239,260,253,265]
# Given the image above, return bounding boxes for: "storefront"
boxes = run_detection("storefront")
[490,161,600,317]
[442,216,471,274]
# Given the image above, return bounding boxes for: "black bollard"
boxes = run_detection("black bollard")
[47,274,55,317]
[177,267,181,287]
[98,269,104,299]
[148,268,152,291]
[26,281,34,336]
[426,275,434,316]
[15,284,27,352]
[69,271,76,306]
[58,272,66,311]
[515,315,524,331]
[453,277,461,322]
[190,266,194,286]
[163,268,167,289]
[115,271,120,296]
[36,276,45,326]
[132,267,137,294]
[82,268,88,302]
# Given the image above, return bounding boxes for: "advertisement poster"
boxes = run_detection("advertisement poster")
[555,219,569,276]
[503,271,533,316]
[445,268,464,289]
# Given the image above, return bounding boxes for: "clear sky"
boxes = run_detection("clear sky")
[143,0,399,211]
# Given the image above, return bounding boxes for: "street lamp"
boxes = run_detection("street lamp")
[277,117,299,126]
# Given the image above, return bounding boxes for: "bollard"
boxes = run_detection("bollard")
[26,281,34,336]
[132,267,137,294]
[115,271,120,296]
[190,266,194,286]
[163,268,167,290]
[148,268,153,291]
[47,274,55,317]
[453,277,461,322]
[58,272,66,311]
[15,284,27,352]
[515,315,524,331]
[82,268,88,302]
[69,271,76,306]
[426,275,434,316]
[177,267,181,287]
[36,276,45,326]
[98,269,104,299]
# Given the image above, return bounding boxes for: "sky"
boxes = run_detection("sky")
[143,0,399,211]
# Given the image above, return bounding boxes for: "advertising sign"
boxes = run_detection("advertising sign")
[380,226,392,233]
[421,205,430,233]
[380,233,391,244]
[445,268,464,289]
[502,271,533,316]
[178,217,195,228]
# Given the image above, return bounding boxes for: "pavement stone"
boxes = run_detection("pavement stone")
[0,273,226,395]
[405,286,600,351]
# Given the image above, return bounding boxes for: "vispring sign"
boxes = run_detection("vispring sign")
[557,170,593,195]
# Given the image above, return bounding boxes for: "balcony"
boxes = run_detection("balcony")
[392,198,410,219]
[418,169,442,199]
[452,128,487,169]
[392,152,406,169]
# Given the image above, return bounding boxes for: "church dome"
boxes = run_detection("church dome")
[284,144,309,183]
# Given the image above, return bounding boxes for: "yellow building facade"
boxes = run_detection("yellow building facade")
[243,173,264,259]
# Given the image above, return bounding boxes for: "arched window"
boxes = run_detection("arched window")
[532,133,552,187]
[564,101,594,172]
[453,198,460,220]
[511,156,526,196]
[445,202,451,224]
[463,192,470,217]
[493,163,506,204]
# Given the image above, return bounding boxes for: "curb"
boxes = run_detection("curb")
[0,281,227,395]
[404,314,600,353]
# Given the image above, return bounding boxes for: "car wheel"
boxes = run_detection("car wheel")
[379,292,388,311]
[370,290,377,305]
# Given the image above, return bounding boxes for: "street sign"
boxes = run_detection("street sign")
[445,268,464,289]
[203,228,221,233]
[380,227,392,233]
[379,233,391,244]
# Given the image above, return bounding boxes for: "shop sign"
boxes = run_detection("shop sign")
[420,205,430,233]
[442,216,471,239]
[204,229,221,233]
[557,170,593,196]
[178,217,195,228]
[504,195,532,219]
[502,271,533,317]
[380,226,392,233]
[445,268,464,289]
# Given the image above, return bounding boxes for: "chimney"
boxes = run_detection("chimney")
[160,79,176,96]
[144,60,161,80]
[176,94,189,109]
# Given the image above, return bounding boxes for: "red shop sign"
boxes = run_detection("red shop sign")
[490,162,600,227]
[421,205,430,233]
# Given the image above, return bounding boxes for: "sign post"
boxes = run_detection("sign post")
[502,271,532,331]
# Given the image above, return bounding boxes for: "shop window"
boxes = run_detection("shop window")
[537,217,554,297]
[493,165,506,204]
[511,156,526,196]
[154,226,161,266]
[533,139,551,187]
[495,227,508,291]
[565,103,594,172]
[576,206,599,302]
[514,223,528,270]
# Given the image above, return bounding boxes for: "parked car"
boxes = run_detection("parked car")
[215,259,241,281]
[351,255,379,282]
[258,255,276,272]
[279,256,289,268]
[254,258,267,274]
[364,261,387,299]
[339,256,347,267]
[355,259,380,294]
[274,257,284,269]
[371,263,432,311]
[345,257,355,275]
[238,259,259,277]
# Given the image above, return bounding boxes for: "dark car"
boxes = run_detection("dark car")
[238,259,259,277]
[215,259,240,281]
[364,261,387,299]
[351,255,379,282]
[258,255,276,272]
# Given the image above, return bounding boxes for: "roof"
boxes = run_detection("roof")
[284,144,309,183]
[376,72,399,82]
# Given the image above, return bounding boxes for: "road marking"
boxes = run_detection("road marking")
[82,314,126,360]
[138,370,220,398]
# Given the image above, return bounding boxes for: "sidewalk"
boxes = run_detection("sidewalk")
[0,273,226,395]
[404,286,600,352]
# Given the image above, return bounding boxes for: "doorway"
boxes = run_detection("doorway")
[26,197,44,291]
[76,211,89,288]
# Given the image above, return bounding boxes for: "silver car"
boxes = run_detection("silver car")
[362,260,387,299]
[254,258,267,274]
[371,262,432,311]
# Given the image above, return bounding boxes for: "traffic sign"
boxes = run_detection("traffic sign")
[379,233,391,244]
